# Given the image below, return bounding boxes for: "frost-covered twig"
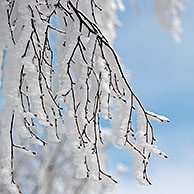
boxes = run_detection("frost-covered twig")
[0,0,170,192]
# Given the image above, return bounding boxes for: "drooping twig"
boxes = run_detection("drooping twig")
[10,111,23,194]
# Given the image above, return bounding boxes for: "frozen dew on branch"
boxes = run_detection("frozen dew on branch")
[154,0,185,43]
[146,110,170,123]
[0,0,172,193]
[131,0,185,42]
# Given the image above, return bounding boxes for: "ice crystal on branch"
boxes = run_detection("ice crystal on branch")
[0,0,173,193]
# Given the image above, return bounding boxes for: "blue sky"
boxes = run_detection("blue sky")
[109,0,194,193]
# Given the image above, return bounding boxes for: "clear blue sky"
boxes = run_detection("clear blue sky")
[109,1,194,193]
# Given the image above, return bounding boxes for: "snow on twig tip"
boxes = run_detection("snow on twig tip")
[146,111,170,123]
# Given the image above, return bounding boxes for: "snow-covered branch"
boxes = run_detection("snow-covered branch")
[0,0,172,193]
